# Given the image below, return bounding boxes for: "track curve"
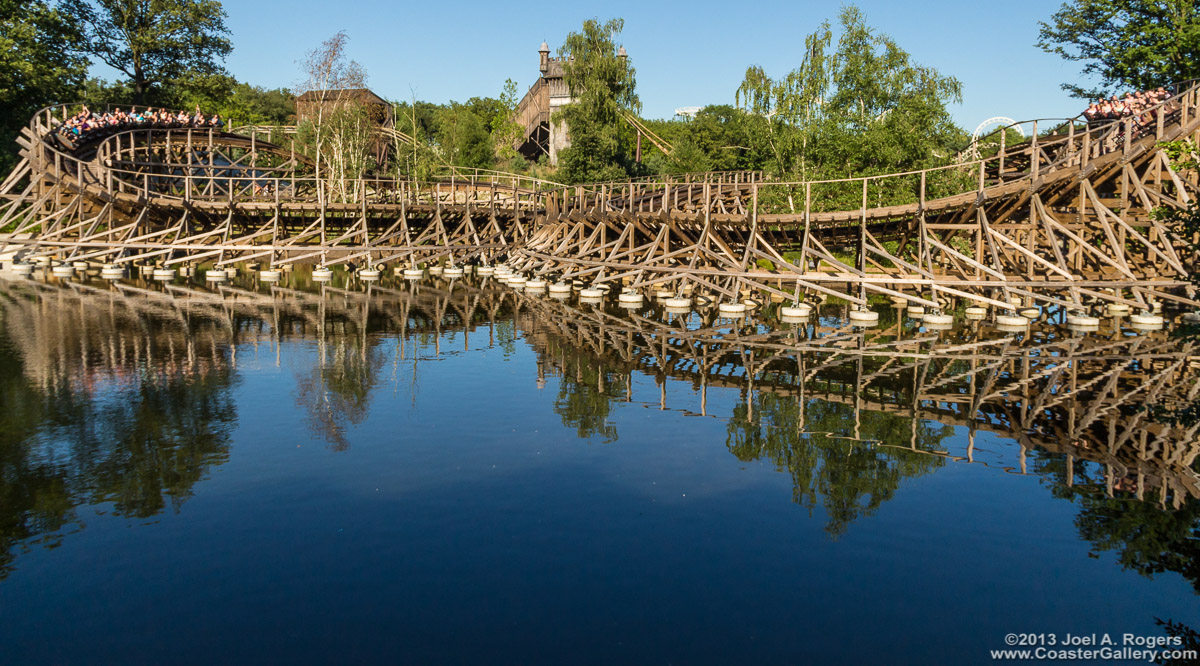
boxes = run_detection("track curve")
[3,88,1199,314]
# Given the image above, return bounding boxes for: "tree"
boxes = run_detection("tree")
[390,97,439,180]
[216,83,295,125]
[556,18,640,184]
[736,6,962,184]
[685,105,770,172]
[296,32,373,202]
[492,79,524,164]
[60,0,232,106]
[0,0,86,170]
[434,103,493,169]
[1038,0,1200,98]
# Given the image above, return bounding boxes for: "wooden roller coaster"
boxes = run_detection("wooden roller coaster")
[2,81,1199,315]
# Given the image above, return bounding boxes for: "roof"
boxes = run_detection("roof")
[296,88,389,105]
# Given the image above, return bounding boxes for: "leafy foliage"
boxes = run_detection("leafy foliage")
[491,79,525,165]
[216,83,295,125]
[556,18,640,184]
[0,0,86,171]
[734,6,964,182]
[434,103,494,169]
[294,32,376,200]
[60,0,232,105]
[1038,0,1200,98]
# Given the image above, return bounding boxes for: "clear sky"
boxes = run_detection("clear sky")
[114,0,1092,131]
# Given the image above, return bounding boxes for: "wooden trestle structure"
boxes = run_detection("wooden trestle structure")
[4,277,1198,505]
[3,82,1200,314]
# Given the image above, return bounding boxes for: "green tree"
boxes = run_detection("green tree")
[434,103,494,169]
[657,136,712,174]
[390,98,440,179]
[736,19,833,178]
[640,105,771,175]
[736,6,963,183]
[0,0,86,170]
[492,79,524,164]
[556,17,640,184]
[684,105,771,172]
[295,32,375,201]
[1038,0,1200,98]
[60,0,232,105]
[217,83,295,125]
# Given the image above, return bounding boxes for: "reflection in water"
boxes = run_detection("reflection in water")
[727,395,951,537]
[519,295,1200,507]
[0,275,1198,589]
[0,282,238,578]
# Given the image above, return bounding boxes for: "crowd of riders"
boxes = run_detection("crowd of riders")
[1082,87,1174,127]
[51,105,224,150]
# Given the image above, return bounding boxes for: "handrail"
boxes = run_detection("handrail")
[965,78,1200,154]
[555,81,1198,193]
[21,79,1200,216]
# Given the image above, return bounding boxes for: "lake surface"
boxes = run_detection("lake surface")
[1,268,1199,665]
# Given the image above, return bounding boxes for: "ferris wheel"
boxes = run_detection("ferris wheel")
[965,116,1024,159]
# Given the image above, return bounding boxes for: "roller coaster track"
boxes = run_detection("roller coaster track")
[232,123,567,188]
[2,83,1198,315]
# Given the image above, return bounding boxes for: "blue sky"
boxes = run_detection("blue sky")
[106,0,1091,130]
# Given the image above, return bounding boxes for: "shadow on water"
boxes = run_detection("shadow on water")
[1,271,1199,597]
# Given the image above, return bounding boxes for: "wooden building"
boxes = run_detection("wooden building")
[295,88,394,129]
[513,43,580,165]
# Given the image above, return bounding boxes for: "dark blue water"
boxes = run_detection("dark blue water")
[1,272,1198,665]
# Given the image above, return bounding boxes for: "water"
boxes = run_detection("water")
[1,269,1198,665]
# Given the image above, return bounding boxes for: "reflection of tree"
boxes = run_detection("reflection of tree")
[88,370,237,517]
[1023,447,1200,594]
[1155,619,1200,666]
[544,342,628,443]
[0,339,79,575]
[726,391,951,537]
[0,308,238,578]
[1028,451,1200,648]
[295,337,385,450]
[1078,497,1200,591]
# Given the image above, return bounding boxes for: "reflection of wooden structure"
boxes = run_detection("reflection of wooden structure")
[3,82,1199,314]
[515,293,1200,508]
[4,275,1198,507]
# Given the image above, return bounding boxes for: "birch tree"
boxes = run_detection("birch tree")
[296,32,374,202]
